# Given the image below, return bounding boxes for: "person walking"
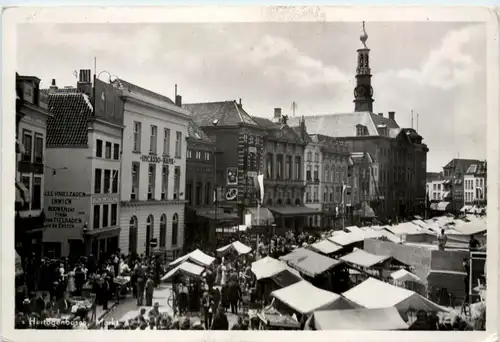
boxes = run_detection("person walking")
[437,229,447,251]
[145,275,155,306]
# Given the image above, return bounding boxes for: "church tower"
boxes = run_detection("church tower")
[353,22,374,112]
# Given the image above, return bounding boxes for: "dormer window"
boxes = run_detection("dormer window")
[376,124,387,136]
[356,124,368,137]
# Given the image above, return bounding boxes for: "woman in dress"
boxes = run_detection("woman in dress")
[66,270,76,295]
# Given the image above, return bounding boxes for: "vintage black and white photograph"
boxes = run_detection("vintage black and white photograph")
[5,6,497,336]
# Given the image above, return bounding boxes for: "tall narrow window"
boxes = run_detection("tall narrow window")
[148,164,156,200]
[94,168,102,194]
[96,139,103,157]
[150,125,158,154]
[306,165,312,181]
[105,142,112,159]
[163,128,171,156]
[102,204,109,228]
[174,166,181,199]
[112,170,119,193]
[160,214,167,248]
[186,183,192,204]
[266,154,274,179]
[172,213,179,246]
[34,133,43,163]
[113,143,120,160]
[161,166,169,200]
[314,166,319,182]
[175,131,182,158]
[205,182,212,205]
[295,156,301,180]
[133,121,142,152]
[104,170,111,194]
[131,162,140,200]
[195,182,202,206]
[285,156,292,180]
[22,130,33,162]
[93,205,100,229]
[276,155,283,180]
[129,216,138,254]
[32,176,42,210]
[111,204,117,226]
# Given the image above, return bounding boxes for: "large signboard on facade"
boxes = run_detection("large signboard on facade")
[226,167,238,185]
[44,191,90,229]
[94,78,125,126]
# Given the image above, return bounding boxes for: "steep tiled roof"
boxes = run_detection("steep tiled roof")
[187,119,213,143]
[41,87,78,95]
[183,101,258,127]
[252,116,276,129]
[47,93,93,147]
[443,158,481,170]
[287,112,399,138]
[118,79,175,105]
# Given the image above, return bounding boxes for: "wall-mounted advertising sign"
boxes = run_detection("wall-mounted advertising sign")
[225,188,238,201]
[227,167,238,185]
[141,155,175,164]
[44,191,90,229]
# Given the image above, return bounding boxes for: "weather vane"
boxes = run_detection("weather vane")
[360,21,368,49]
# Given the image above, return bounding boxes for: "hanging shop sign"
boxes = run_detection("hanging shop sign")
[44,191,90,229]
[140,155,175,165]
[227,167,238,185]
[225,188,238,201]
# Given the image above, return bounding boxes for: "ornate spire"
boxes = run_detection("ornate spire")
[360,21,368,49]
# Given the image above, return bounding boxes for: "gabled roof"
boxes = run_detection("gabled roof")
[287,112,399,138]
[183,101,258,127]
[117,79,175,105]
[187,119,213,144]
[46,93,93,147]
[443,158,482,171]
[252,116,305,144]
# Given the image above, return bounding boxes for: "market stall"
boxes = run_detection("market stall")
[217,240,252,256]
[304,307,409,330]
[252,305,301,330]
[169,249,215,268]
[390,269,426,295]
[342,277,448,321]
[270,280,359,318]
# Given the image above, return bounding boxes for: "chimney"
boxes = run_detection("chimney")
[77,69,92,96]
[175,94,182,107]
[300,115,307,140]
[49,79,58,94]
[274,108,282,119]
[239,98,242,107]
[388,111,395,121]
[378,112,383,117]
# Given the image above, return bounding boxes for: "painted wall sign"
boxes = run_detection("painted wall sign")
[225,188,238,201]
[92,196,120,204]
[141,155,175,165]
[226,167,238,185]
[44,191,89,229]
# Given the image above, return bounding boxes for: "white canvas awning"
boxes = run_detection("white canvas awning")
[305,307,409,330]
[279,247,342,277]
[217,240,252,255]
[343,277,447,318]
[251,256,302,288]
[169,249,215,268]
[390,269,425,284]
[328,232,365,246]
[309,239,343,255]
[161,261,205,281]
[340,248,392,268]
[271,280,359,315]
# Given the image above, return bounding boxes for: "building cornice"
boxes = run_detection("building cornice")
[21,102,53,118]
[121,199,188,207]
[88,116,125,130]
[122,92,191,121]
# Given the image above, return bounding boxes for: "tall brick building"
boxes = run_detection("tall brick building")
[288,22,429,220]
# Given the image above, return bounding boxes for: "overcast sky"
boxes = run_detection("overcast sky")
[17,22,486,172]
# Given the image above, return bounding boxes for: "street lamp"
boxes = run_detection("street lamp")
[212,119,219,248]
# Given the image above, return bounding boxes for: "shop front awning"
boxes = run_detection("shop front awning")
[15,180,30,205]
[161,261,205,282]
[268,205,319,216]
[436,202,452,211]
[84,226,121,237]
[196,209,239,222]
[245,207,275,226]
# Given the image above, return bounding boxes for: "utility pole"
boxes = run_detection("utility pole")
[291,101,297,117]
[411,110,414,129]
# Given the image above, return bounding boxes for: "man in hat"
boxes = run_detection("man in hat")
[149,302,160,319]
[145,275,155,306]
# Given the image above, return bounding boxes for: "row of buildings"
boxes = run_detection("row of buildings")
[426,159,487,213]
[15,23,431,261]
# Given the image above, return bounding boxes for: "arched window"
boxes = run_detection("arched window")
[172,213,179,246]
[286,198,291,205]
[146,215,154,255]
[129,216,138,255]
[159,214,167,248]
[331,166,336,182]
[295,198,301,206]
[277,198,282,205]
[324,166,329,182]
[267,198,273,206]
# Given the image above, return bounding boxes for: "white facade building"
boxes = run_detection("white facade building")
[119,82,190,259]
[464,162,487,206]
[426,180,447,202]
